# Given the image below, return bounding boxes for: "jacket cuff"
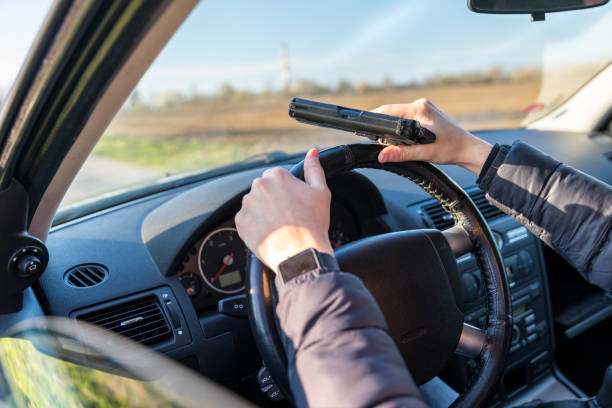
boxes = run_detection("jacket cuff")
[476,143,510,190]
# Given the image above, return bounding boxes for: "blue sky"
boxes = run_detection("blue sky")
[0,0,53,94]
[2,1,611,98]
[142,0,612,96]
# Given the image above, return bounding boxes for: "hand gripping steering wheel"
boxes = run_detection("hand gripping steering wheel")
[247,143,512,407]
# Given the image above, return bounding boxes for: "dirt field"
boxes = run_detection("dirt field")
[109,81,539,138]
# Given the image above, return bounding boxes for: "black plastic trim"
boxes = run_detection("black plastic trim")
[467,0,609,14]
[0,0,73,189]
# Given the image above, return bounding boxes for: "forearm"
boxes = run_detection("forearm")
[276,270,427,408]
[477,141,612,290]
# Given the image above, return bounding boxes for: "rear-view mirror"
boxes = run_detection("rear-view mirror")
[468,0,609,20]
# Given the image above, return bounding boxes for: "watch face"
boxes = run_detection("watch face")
[280,250,319,282]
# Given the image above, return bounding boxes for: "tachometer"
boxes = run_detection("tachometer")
[197,227,246,294]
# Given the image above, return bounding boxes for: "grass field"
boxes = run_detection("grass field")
[95,80,540,174]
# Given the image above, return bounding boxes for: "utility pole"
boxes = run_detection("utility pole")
[280,43,291,94]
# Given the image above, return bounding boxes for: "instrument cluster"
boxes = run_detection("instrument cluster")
[177,200,359,311]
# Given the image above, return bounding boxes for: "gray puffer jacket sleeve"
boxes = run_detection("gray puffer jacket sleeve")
[276,270,427,408]
[478,141,612,291]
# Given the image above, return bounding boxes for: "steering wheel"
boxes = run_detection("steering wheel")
[247,143,511,407]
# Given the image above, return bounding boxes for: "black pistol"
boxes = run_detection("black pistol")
[288,98,436,145]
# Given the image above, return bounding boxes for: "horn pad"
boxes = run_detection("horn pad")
[335,229,464,384]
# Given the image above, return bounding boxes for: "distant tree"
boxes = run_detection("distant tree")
[217,83,237,100]
[157,90,186,109]
[355,81,376,94]
[293,79,330,95]
[336,78,354,93]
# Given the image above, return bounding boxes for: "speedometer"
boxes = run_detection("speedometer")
[197,227,247,294]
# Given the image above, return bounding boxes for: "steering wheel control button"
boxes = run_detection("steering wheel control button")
[257,367,284,402]
[218,294,248,318]
[266,385,284,402]
[527,333,537,343]
[524,314,536,325]
[257,367,272,385]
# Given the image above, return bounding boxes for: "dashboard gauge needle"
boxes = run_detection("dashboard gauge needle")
[212,253,234,283]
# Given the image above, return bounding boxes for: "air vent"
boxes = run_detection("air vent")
[468,190,505,221]
[64,264,108,288]
[77,296,172,347]
[422,189,505,230]
[422,201,455,230]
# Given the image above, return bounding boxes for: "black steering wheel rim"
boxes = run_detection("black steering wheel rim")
[247,143,511,407]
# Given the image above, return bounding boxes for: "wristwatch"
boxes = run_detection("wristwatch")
[277,248,340,285]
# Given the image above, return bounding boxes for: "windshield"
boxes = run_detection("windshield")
[60,1,612,207]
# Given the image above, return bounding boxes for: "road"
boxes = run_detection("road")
[62,156,166,205]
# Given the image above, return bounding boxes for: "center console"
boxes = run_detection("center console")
[456,217,555,404]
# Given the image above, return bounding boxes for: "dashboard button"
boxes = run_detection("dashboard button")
[511,325,521,344]
[506,226,528,243]
[530,282,541,297]
[524,314,535,325]
[526,323,537,334]
[219,294,248,318]
[527,333,537,343]
[164,300,182,328]
[537,321,547,335]
[530,351,550,377]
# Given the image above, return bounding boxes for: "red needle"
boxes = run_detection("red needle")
[211,253,234,283]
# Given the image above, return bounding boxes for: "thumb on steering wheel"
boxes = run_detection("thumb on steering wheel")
[304,149,327,189]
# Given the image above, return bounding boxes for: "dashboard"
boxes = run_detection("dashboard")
[36,128,612,406]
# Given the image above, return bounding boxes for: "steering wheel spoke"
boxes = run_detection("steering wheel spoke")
[455,323,487,358]
[442,225,473,257]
